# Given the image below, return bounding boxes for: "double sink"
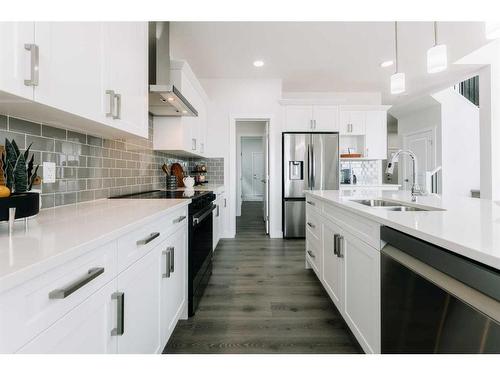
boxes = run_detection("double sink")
[351,199,444,212]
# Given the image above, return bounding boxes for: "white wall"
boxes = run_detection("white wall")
[432,88,480,198]
[282,91,382,104]
[236,121,266,215]
[201,78,283,238]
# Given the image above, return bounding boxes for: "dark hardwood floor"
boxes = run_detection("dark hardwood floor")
[164,201,361,354]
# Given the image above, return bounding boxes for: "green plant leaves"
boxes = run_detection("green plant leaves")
[3,139,39,193]
[13,153,28,193]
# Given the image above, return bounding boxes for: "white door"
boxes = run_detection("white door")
[402,128,435,190]
[18,280,117,354]
[34,22,103,123]
[116,247,161,354]
[0,22,35,100]
[364,111,387,159]
[284,105,314,131]
[160,228,187,345]
[102,22,148,138]
[342,231,380,354]
[322,220,343,309]
[313,105,339,131]
[252,152,265,198]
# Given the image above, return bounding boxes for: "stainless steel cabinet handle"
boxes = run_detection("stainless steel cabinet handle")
[170,247,175,273]
[224,198,227,208]
[163,248,172,278]
[192,138,197,150]
[333,234,340,256]
[113,93,121,120]
[313,119,317,129]
[307,222,315,229]
[136,232,160,246]
[48,267,104,299]
[337,235,344,258]
[216,205,220,217]
[307,250,315,259]
[306,200,315,206]
[105,90,115,117]
[173,215,186,224]
[111,292,124,336]
[24,43,39,86]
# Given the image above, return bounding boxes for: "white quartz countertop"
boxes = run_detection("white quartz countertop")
[0,198,190,291]
[305,189,500,270]
[340,184,401,189]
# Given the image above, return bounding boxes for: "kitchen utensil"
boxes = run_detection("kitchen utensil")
[166,176,178,190]
[161,163,170,176]
[170,163,185,187]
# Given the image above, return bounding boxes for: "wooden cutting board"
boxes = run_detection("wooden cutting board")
[170,163,185,187]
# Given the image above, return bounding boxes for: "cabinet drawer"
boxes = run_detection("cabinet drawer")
[306,209,322,241]
[0,241,116,353]
[306,235,322,278]
[117,206,188,272]
[305,196,322,212]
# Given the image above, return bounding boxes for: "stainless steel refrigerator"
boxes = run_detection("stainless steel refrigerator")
[282,132,339,238]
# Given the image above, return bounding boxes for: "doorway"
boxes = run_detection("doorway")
[235,120,269,235]
[402,128,436,190]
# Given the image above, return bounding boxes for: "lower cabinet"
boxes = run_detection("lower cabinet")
[322,220,343,309]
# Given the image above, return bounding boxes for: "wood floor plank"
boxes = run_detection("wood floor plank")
[163,201,361,354]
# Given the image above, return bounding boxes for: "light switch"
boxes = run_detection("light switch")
[43,162,56,183]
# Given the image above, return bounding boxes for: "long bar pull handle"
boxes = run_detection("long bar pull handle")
[306,200,315,206]
[310,143,315,189]
[111,292,125,336]
[307,222,315,229]
[24,43,39,86]
[105,90,115,117]
[334,234,340,256]
[307,144,312,188]
[170,247,175,273]
[307,250,316,259]
[48,267,105,299]
[173,215,186,224]
[113,93,121,120]
[136,232,160,246]
[163,248,173,278]
[337,235,344,258]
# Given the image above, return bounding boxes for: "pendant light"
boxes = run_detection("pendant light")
[427,22,448,73]
[391,22,406,95]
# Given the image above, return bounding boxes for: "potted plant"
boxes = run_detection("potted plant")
[0,139,40,222]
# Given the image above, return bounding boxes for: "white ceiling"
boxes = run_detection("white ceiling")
[170,22,488,105]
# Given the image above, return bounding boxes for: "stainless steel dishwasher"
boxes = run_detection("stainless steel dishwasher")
[381,226,500,353]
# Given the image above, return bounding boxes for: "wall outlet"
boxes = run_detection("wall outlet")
[43,162,56,183]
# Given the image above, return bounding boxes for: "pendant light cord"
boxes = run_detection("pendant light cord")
[394,21,399,73]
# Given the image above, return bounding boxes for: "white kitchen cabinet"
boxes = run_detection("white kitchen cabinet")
[160,227,188,345]
[18,280,117,354]
[102,22,148,138]
[342,230,380,354]
[0,22,35,100]
[219,193,228,239]
[283,105,339,132]
[213,199,221,250]
[116,244,162,354]
[322,220,343,309]
[364,111,387,159]
[34,22,104,127]
[340,110,366,135]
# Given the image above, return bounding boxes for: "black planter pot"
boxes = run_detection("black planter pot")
[0,192,40,222]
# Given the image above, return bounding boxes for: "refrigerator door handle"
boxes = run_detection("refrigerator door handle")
[310,143,315,189]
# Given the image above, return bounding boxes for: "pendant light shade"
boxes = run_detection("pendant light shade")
[390,72,406,95]
[427,22,447,74]
[485,22,500,39]
[390,22,405,95]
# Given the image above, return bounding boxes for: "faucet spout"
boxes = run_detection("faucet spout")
[386,149,425,201]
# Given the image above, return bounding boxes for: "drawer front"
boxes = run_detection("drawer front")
[305,195,322,212]
[117,206,188,273]
[306,235,322,278]
[323,203,381,249]
[0,241,116,353]
[306,208,322,241]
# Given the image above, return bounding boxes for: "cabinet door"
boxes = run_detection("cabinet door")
[102,22,148,138]
[116,247,161,354]
[18,280,117,354]
[313,105,339,131]
[284,105,313,131]
[213,201,220,251]
[160,228,188,345]
[340,111,366,135]
[219,194,227,238]
[364,111,387,159]
[34,22,103,122]
[342,231,380,353]
[0,22,35,100]
[322,220,343,309]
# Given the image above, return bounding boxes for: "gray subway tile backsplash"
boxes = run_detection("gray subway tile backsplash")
[1,114,224,209]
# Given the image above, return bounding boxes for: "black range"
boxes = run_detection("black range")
[110,189,216,316]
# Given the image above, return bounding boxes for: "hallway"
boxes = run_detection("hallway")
[164,202,361,354]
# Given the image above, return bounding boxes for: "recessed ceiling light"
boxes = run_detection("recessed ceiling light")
[380,60,394,68]
[167,97,175,102]
[253,60,264,67]
[182,110,187,114]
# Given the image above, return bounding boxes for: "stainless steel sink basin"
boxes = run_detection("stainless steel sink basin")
[351,199,400,207]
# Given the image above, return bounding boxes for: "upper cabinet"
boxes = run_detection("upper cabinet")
[153,60,209,157]
[0,22,149,139]
[340,110,366,135]
[283,104,339,132]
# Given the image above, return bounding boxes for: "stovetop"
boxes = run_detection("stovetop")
[109,189,213,200]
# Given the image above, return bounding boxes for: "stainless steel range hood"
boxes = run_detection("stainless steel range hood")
[148,22,198,117]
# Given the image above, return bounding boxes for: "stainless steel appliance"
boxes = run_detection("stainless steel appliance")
[381,226,500,353]
[282,132,339,238]
[110,190,215,316]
